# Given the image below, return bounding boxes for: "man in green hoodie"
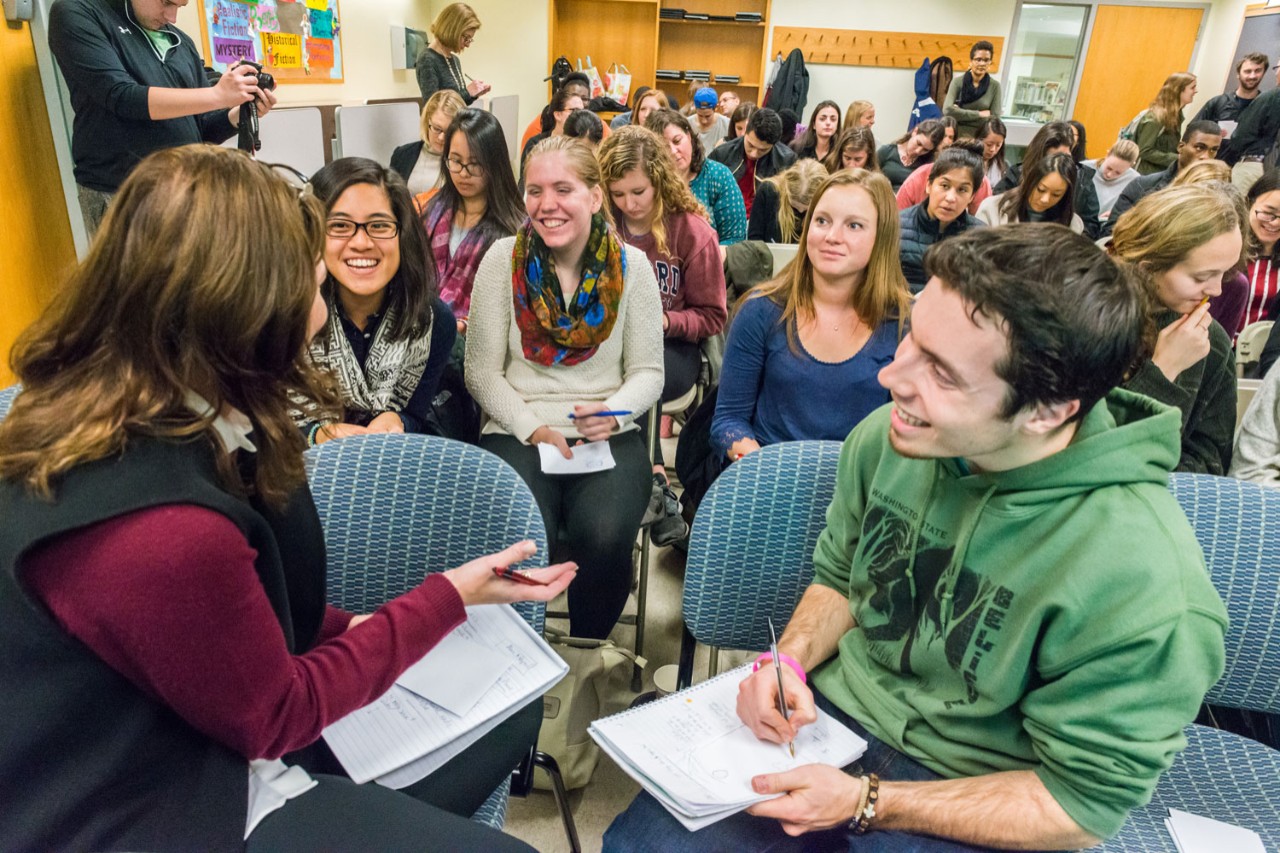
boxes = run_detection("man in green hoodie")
[605,225,1227,851]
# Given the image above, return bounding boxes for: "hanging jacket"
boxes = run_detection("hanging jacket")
[908,58,943,131]
[810,390,1227,841]
[764,48,809,116]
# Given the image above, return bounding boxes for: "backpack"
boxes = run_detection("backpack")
[545,56,572,92]
[1119,109,1148,141]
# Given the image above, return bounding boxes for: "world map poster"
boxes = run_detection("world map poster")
[199,0,344,84]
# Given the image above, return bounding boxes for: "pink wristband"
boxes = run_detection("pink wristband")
[753,652,806,684]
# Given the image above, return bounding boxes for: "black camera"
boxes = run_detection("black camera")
[237,60,276,92]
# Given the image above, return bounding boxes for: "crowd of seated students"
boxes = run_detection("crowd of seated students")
[12,48,1280,848]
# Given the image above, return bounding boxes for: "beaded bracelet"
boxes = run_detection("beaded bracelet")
[849,773,880,834]
[306,422,324,447]
[752,651,806,684]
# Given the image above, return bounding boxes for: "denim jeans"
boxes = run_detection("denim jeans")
[602,690,1014,853]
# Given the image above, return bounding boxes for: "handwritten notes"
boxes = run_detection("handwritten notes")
[537,440,616,475]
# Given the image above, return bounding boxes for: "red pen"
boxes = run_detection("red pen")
[492,565,550,586]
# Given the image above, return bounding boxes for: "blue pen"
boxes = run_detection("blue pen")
[567,410,631,419]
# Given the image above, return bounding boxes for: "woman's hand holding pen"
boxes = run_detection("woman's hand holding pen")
[737,663,816,746]
[444,540,576,606]
[571,402,619,442]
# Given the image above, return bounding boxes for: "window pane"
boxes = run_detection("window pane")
[1004,3,1089,124]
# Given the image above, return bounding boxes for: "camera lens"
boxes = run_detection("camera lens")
[258,71,277,92]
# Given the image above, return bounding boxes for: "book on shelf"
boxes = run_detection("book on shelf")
[734,12,762,21]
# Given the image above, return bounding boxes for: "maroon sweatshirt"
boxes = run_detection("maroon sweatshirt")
[22,504,466,761]
[621,211,728,343]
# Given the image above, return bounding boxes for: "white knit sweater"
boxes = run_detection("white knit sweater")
[464,237,665,442]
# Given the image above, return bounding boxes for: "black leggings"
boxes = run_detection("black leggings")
[482,431,651,639]
[638,339,702,468]
[248,698,542,850]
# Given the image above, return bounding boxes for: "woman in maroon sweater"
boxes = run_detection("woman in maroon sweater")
[0,146,574,851]
[598,126,728,543]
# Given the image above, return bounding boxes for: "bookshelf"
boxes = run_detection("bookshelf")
[548,0,772,109]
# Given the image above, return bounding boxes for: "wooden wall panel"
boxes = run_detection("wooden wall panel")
[0,20,76,385]
[1074,5,1204,160]
[771,27,1004,72]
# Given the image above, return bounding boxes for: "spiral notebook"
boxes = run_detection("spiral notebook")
[589,663,867,831]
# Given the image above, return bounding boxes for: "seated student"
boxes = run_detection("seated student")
[994,121,1102,238]
[777,109,801,148]
[0,144,575,852]
[723,101,757,146]
[524,73,590,149]
[629,89,667,128]
[609,84,652,130]
[943,40,1001,138]
[713,169,907,468]
[844,98,875,130]
[1113,184,1240,474]
[898,146,985,293]
[599,126,728,545]
[748,159,828,243]
[708,107,797,216]
[465,137,663,639]
[391,89,465,197]
[1236,169,1280,336]
[422,108,524,334]
[520,87,586,175]
[563,108,604,147]
[718,89,740,117]
[793,100,842,163]
[937,116,958,150]
[876,119,945,191]
[647,108,747,246]
[690,87,729,152]
[895,139,991,214]
[304,158,455,444]
[976,116,1008,188]
[977,152,1084,232]
[1103,119,1221,236]
[1232,358,1280,486]
[822,125,878,173]
[1087,138,1141,222]
[607,224,1226,853]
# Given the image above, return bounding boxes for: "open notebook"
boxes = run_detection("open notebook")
[323,604,567,789]
[590,663,868,831]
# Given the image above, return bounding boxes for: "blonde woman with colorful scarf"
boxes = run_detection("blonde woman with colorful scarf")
[465,136,664,639]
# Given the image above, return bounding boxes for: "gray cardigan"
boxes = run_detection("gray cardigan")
[415,47,476,104]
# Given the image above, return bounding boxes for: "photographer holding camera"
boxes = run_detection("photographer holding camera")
[49,0,279,235]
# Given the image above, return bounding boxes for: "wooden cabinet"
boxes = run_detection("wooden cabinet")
[549,0,772,109]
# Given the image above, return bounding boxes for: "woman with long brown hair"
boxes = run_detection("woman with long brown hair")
[713,168,909,463]
[0,145,573,849]
[1135,72,1197,175]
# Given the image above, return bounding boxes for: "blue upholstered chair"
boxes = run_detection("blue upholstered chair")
[677,440,843,687]
[1098,473,1280,851]
[305,433,579,850]
[0,384,19,420]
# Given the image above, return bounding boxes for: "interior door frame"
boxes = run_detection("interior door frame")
[1001,0,1211,124]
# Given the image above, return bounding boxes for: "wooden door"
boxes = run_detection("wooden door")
[1074,4,1204,160]
[0,20,76,385]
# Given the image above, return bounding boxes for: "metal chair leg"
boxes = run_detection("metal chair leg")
[532,751,582,853]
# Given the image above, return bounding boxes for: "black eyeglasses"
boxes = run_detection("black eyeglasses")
[326,219,399,239]
[446,157,485,177]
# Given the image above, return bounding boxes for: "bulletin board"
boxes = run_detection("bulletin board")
[197,0,344,84]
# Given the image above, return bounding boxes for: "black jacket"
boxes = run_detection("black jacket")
[707,137,796,195]
[766,48,809,116]
[48,0,236,191]
[1102,162,1178,237]
[898,202,983,293]
[747,182,802,244]
[390,140,425,183]
[1222,87,1280,165]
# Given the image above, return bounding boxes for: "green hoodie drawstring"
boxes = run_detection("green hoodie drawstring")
[940,482,999,634]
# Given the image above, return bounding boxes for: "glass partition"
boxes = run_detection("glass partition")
[1004,3,1090,123]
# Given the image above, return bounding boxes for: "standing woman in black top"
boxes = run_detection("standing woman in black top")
[303,158,455,444]
[415,2,491,104]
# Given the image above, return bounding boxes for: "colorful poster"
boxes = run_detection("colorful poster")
[309,8,332,40]
[201,0,343,83]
